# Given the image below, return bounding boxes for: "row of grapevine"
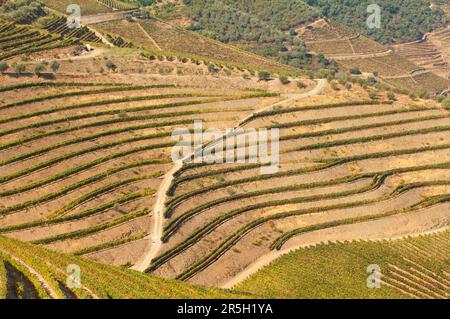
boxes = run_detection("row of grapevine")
[97,0,138,11]
[43,16,102,43]
[0,236,241,298]
[0,22,76,60]
[236,230,449,298]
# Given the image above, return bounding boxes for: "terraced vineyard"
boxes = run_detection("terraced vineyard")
[299,19,449,95]
[393,37,450,79]
[148,95,450,287]
[137,18,298,75]
[0,78,280,267]
[97,0,137,11]
[0,21,77,61]
[0,1,449,300]
[301,20,386,57]
[42,16,103,44]
[0,235,243,298]
[236,230,450,298]
[384,71,450,96]
[42,0,113,15]
[93,19,159,49]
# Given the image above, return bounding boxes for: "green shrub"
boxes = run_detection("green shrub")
[441,97,450,108]
[279,75,290,84]
[418,89,430,99]
[297,81,306,89]
[34,63,46,76]
[368,91,378,100]
[105,60,117,71]
[12,62,26,73]
[349,67,361,75]
[0,61,9,73]
[387,91,396,101]
[367,76,376,85]
[49,60,60,73]
[207,63,217,73]
[258,70,271,81]
[330,80,339,90]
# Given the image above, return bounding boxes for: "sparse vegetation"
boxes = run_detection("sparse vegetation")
[306,0,447,44]
[0,61,8,73]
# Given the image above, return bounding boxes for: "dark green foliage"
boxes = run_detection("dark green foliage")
[49,60,60,73]
[12,62,26,73]
[258,70,271,81]
[279,75,290,84]
[349,67,362,75]
[105,60,117,71]
[33,62,45,76]
[387,91,396,101]
[305,0,447,44]
[0,0,46,23]
[182,0,334,71]
[0,61,8,73]
[184,0,319,43]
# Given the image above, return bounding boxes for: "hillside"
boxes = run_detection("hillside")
[298,19,450,95]
[235,230,450,298]
[137,1,449,95]
[42,0,114,15]
[305,0,447,44]
[0,0,449,301]
[0,235,244,298]
[91,17,299,75]
[147,82,450,287]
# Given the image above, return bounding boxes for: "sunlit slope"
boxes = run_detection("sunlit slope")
[90,17,300,75]
[0,235,246,299]
[149,93,450,287]
[236,230,450,299]
[0,79,279,267]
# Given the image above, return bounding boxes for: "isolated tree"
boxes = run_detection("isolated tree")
[105,60,117,71]
[441,97,450,108]
[297,81,306,88]
[349,67,361,75]
[330,80,339,91]
[279,75,290,84]
[207,63,217,73]
[34,63,46,77]
[13,62,26,74]
[258,71,271,81]
[387,91,396,101]
[0,61,9,74]
[50,60,60,73]
[367,76,377,85]
[368,91,378,100]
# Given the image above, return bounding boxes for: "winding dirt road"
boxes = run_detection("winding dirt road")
[132,162,182,272]
[132,78,328,272]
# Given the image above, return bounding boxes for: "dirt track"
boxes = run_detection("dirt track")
[132,79,328,272]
